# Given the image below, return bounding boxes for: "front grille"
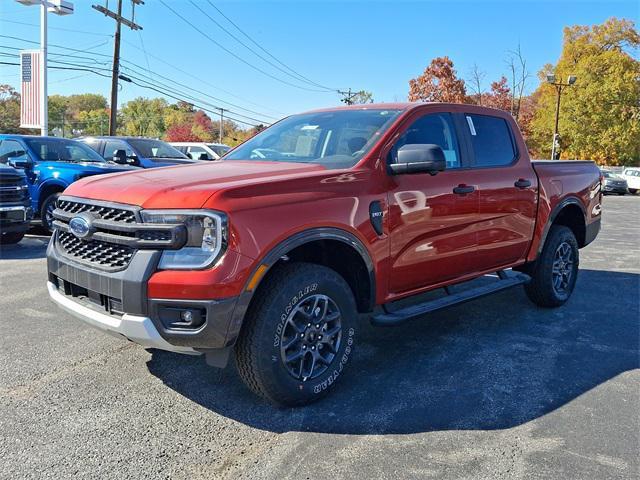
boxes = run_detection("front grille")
[0,174,28,204]
[58,231,134,270]
[53,196,185,271]
[56,198,137,223]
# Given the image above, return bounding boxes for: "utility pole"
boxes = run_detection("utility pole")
[92,0,143,135]
[218,108,226,143]
[339,88,356,105]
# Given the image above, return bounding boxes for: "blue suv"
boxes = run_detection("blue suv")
[0,135,137,233]
[78,136,197,169]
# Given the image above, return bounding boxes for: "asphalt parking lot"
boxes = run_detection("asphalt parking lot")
[0,195,638,480]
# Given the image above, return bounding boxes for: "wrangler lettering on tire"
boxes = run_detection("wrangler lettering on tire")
[235,262,357,407]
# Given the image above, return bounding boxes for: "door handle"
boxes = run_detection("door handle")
[514,178,531,189]
[453,184,475,195]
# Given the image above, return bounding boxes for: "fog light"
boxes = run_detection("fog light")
[157,306,205,330]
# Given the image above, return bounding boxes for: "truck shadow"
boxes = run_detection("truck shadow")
[0,234,49,260]
[146,269,639,435]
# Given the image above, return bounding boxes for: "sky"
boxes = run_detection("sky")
[0,0,637,127]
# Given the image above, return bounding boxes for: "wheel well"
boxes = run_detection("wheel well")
[552,203,586,247]
[38,184,64,211]
[266,239,373,313]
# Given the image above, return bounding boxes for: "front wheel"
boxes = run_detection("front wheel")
[40,193,60,234]
[524,225,579,308]
[235,262,357,406]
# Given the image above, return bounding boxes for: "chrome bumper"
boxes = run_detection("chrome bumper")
[47,281,199,355]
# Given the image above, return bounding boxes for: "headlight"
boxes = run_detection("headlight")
[140,210,227,270]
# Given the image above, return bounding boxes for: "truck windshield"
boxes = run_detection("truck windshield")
[25,137,106,163]
[225,109,402,169]
[127,139,188,159]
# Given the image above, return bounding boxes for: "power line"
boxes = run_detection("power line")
[121,39,286,117]
[0,19,112,37]
[205,0,339,92]
[158,0,330,93]
[191,0,335,92]
[1,59,263,128]
[2,33,283,120]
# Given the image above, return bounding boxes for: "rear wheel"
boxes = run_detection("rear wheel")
[40,193,60,234]
[235,262,357,406]
[525,225,579,308]
[0,231,25,245]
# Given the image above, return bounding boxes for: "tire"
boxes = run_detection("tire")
[524,225,579,308]
[629,189,638,195]
[40,193,60,234]
[617,192,626,196]
[0,231,25,245]
[235,262,358,406]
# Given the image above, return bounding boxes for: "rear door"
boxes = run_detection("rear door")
[461,113,538,270]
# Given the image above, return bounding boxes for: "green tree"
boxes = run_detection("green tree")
[528,18,640,164]
[0,85,24,133]
[76,109,109,136]
[119,97,168,137]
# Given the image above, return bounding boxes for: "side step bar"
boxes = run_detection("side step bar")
[371,270,529,327]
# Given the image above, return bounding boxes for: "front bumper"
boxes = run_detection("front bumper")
[602,184,628,194]
[47,281,197,354]
[0,205,33,233]
[47,234,240,353]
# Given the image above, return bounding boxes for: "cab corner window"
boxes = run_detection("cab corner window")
[391,113,461,169]
[466,114,516,167]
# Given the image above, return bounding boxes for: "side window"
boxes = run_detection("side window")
[465,114,516,167]
[187,146,209,159]
[0,140,28,163]
[392,113,461,168]
[103,140,133,159]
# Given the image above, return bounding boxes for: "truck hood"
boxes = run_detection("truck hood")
[63,160,326,208]
[36,161,137,174]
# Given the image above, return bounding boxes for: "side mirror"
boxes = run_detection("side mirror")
[388,144,446,175]
[8,156,33,169]
[112,149,128,164]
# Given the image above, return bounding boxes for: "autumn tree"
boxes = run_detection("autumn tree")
[528,18,640,164]
[408,56,466,103]
[484,76,512,111]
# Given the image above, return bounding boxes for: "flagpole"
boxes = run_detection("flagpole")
[40,1,48,136]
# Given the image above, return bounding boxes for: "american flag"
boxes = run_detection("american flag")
[20,50,42,129]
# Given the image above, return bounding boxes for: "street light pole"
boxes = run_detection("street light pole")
[15,0,74,136]
[40,2,47,136]
[546,74,577,160]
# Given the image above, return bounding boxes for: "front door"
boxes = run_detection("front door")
[387,112,480,295]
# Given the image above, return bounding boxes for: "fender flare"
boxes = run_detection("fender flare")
[536,196,586,256]
[225,227,376,346]
[37,180,68,210]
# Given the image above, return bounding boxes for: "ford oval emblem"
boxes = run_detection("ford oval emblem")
[69,216,91,239]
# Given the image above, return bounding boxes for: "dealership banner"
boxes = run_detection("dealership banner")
[20,50,42,129]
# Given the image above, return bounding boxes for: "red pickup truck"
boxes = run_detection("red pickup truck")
[47,103,602,406]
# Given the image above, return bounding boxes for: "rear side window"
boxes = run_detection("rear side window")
[466,114,516,167]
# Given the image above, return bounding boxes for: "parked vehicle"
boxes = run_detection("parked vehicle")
[0,135,137,233]
[0,163,32,244]
[46,103,602,406]
[79,136,197,168]
[170,142,231,161]
[620,167,640,194]
[601,170,628,195]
